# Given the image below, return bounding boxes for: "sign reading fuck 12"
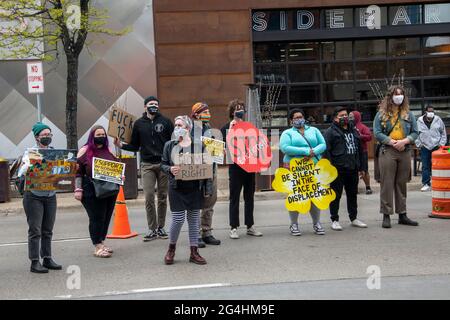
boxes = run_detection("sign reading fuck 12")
[27,61,44,94]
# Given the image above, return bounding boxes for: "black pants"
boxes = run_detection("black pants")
[23,192,57,261]
[82,195,117,245]
[229,165,255,229]
[329,169,359,222]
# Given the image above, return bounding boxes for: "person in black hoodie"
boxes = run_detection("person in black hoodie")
[323,107,368,231]
[114,96,174,241]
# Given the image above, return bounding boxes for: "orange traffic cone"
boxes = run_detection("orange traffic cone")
[107,186,138,239]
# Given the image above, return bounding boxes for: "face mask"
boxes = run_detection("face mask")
[147,106,159,115]
[199,113,211,123]
[293,119,305,128]
[426,112,435,119]
[392,95,404,105]
[235,110,245,119]
[339,116,349,127]
[94,137,106,145]
[39,137,52,146]
[174,127,188,139]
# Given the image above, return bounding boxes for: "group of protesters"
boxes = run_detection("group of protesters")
[19,86,448,273]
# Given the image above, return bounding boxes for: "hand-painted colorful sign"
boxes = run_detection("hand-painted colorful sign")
[25,149,77,191]
[92,157,125,185]
[201,136,225,164]
[226,121,272,173]
[272,157,338,214]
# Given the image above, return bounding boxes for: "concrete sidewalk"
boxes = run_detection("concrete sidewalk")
[0,160,424,216]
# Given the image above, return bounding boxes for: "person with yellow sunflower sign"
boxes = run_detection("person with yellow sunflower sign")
[276,109,333,236]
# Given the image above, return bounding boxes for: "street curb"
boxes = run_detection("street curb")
[0,182,423,216]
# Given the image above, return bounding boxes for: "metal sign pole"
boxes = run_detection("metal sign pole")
[36,94,42,122]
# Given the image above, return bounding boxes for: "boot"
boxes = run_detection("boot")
[189,246,207,265]
[43,258,62,270]
[399,214,419,226]
[202,235,221,245]
[164,244,176,265]
[30,260,48,274]
[382,214,391,228]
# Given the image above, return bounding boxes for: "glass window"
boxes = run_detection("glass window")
[288,42,319,61]
[288,64,320,83]
[423,57,450,76]
[389,5,422,25]
[254,43,287,63]
[322,41,352,60]
[424,36,450,55]
[389,59,421,77]
[255,64,287,84]
[325,8,354,28]
[355,82,384,101]
[355,7,388,27]
[324,84,354,102]
[323,62,353,81]
[354,103,378,122]
[425,4,450,24]
[355,39,386,59]
[289,85,320,104]
[355,61,386,80]
[259,85,288,105]
[409,100,424,117]
[262,109,288,128]
[424,78,450,97]
[403,80,422,98]
[388,38,420,57]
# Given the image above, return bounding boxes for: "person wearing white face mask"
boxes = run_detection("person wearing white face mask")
[160,115,213,265]
[416,105,447,192]
[373,86,419,229]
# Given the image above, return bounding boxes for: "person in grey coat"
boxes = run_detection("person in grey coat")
[415,105,448,192]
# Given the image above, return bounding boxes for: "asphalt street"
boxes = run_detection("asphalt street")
[0,190,449,300]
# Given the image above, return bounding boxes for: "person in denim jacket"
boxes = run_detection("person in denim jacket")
[373,86,419,229]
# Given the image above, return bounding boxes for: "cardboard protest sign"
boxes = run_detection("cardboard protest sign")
[107,107,136,143]
[175,164,213,181]
[92,157,126,185]
[271,157,338,214]
[25,149,77,191]
[201,136,225,164]
[226,121,272,173]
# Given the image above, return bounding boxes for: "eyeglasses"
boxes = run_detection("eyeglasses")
[147,103,159,107]
[39,133,53,138]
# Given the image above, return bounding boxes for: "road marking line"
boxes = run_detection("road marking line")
[60,283,232,299]
[0,237,91,248]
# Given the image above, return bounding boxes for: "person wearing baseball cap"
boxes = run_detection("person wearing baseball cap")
[191,102,221,247]
[114,96,174,242]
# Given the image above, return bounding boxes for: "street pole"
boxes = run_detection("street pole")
[36,94,42,122]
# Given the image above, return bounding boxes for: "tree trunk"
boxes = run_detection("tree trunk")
[66,55,79,150]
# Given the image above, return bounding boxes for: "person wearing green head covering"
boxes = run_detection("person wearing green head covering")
[18,122,62,273]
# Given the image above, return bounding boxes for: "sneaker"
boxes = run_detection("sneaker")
[313,223,325,235]
[143,230,158,242]
[247,227,263,237]
[331,221,343,231]
[290,224,302,236]
[421,184,431,192]
[157,227,169,239]
[365,188,373,195]
[202,235,221,245]
[229,228,239,239]
[351,219,368,228]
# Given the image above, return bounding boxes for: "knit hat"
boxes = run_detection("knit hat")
[191,102,209,118]
[32,122,51,136]
[144,96,159,105]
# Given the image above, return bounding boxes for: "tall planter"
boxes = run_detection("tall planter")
[120,156,138,199]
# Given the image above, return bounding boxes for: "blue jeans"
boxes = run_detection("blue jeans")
[420,147,432,186]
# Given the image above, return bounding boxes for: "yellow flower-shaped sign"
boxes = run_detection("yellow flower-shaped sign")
[272,157,338,214]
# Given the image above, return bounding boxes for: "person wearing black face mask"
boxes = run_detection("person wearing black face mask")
[323,107,367,231]
[18,122,62,273]
[114,96,174,242]
[75,125,120,258]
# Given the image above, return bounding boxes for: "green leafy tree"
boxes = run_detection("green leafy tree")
[0,0,129,149]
